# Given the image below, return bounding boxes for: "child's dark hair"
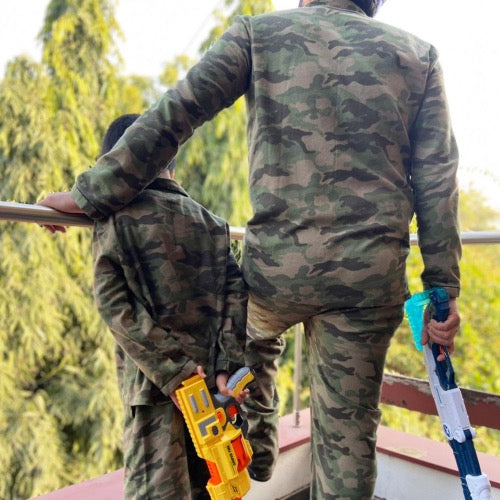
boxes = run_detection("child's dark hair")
[100,114,140,156]
[100,113,176,172]
[351,0,385,17]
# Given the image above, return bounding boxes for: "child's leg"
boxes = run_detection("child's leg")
[123,403,209,499]
[185,420,211,499]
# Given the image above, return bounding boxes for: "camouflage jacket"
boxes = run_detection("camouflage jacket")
[92,178,247,406]
[75,0,460,309]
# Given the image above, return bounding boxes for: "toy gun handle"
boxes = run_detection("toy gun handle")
[214,367,254,435]
[216,366,254,402]
[427,289,491,500]
[428,288,456,390]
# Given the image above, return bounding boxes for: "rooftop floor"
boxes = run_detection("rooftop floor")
[35,409,500,500]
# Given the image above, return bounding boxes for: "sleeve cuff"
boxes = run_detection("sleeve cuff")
[70,184,105,220]
[159,359,198,398]
[424,284,460,299]
[215,357,233,374]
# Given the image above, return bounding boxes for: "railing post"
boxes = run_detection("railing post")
[293,323,303,428]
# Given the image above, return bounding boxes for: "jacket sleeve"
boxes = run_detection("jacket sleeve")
[214,235,248,374]
[410,46,461,298]
[93,220,198,397]
[71,17,252,220]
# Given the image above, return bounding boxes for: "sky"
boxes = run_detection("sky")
[1,0,499,212]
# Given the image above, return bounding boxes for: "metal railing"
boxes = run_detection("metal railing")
[1,201,500,244]
[0,201,248,240]
[1,201,499,430]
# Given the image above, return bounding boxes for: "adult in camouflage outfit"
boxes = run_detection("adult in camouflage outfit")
[93,114,248,499]
[39,0,462,497]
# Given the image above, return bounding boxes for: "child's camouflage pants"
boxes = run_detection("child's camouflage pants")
[123,403,210,499]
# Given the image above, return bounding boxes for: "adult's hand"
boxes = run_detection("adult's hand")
[421,297,460,361]
[37,191,83,233]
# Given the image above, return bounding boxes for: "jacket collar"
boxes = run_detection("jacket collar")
[148,178,189,197]
[305,0,366,16]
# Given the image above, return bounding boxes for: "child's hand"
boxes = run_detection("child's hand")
[170,365,206,409]
[216,371,250,404]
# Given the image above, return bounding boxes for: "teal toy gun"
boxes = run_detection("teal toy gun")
[405,288,491,500]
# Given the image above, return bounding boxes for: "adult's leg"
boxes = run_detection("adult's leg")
[243,292,311,481]
[304,305,403,499]
[123,403,210,500]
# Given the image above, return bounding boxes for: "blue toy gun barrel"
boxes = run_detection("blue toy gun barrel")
[404,288,491,500]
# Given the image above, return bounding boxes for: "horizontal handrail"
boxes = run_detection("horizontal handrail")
[0,201,92,226]
[0,201,246,240]
[1,201,499,244]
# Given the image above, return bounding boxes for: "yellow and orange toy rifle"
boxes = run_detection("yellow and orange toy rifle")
[176,367,254,500]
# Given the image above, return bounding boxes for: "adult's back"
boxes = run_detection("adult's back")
[70,0,459,312]
[239,1,458,308]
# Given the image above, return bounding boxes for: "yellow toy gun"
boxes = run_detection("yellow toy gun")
[176,367,254,500]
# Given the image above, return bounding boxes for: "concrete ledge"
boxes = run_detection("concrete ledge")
[35,469,124,499]
[376,425,500,489]
[35,410,500,500]
[35,409,312,500]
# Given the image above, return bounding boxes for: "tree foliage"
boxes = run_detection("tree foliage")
[160,0,274,225]
[0,0,147,497]
[0,0,275,497]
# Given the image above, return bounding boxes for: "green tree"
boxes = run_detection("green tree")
[0,0,277,496]
[160,0,274,226]
[0,0,147,496]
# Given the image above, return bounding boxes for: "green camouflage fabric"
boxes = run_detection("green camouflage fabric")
[93,178,247,404]
[93,177,247,498]
[123,404,210,500]
[73,0,462,496]
[73,0,460,307]
[244,292,403,497]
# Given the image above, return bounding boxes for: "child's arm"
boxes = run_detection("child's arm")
[215,242,248,374]
[93,221,198,398]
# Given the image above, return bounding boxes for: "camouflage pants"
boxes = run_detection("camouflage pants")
[123,403,210,500]
[244,292,403,499]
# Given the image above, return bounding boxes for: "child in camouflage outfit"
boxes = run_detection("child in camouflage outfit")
[92,114,248,499]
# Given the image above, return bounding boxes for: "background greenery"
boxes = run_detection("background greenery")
[0,0,497,498]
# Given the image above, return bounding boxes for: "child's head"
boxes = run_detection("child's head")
[101,114,176,177]
[101,114,140,156]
